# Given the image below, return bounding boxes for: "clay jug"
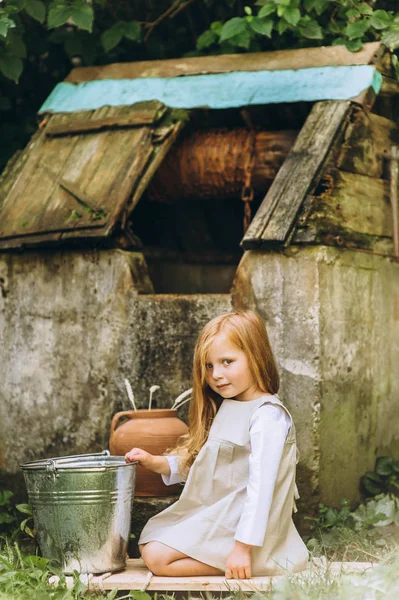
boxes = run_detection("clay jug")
[109,409,188,497]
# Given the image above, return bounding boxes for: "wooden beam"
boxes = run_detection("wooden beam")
[65,43,387,83]
[44,110,166,136]
[241,101,351,249]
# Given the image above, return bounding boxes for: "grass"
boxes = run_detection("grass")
[0,528,398,600]
[0,492,398,600]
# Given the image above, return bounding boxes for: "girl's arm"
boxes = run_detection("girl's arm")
[125,448,170,476]
[234,404,290,546]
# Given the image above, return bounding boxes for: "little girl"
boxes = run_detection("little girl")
[125,310,308,579]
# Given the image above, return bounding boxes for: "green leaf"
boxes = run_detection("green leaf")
[25,0,45,23]
[220,17,247,42]
[277,19,290,34]
[345,38,364,52]
[382,25,399,50]
[0,17,16,38]
[298,18,323,39]
[332,37,347,46]
[70,2,93,32]
[0,490,13,506]
[250,17,273,37]
[228,29,251,49]
[375,456,395,477]
[0,513,14,524]
[101,24,123,52]
[360,471,385,496]
[47,4,72,29]
[130,591,151,600]
[123,20,141,42]
[358,4,373,16]
[16,503,32,515]
[283,7,301,25]
[7,0,27,10]
[7,33,27,58]
[0,53,22,81]
[370,10,392,30]
[304,0,329,15]
[196,29,218,50]
[210,20,223,34]
[346,8,360,19]
[258,3,275,18]
[345,19,370,40]
[244,6,252,16]
[24,555,49,569]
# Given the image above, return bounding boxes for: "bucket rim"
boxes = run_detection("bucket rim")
[20,451,138,471]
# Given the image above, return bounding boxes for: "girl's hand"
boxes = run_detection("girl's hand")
[125,447,154,470]
[225,541,252,579]
[125,449,171,476]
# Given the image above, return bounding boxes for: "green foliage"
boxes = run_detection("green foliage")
[0,491,35,540]
[196,0,399,55]
[306,498,354,531]
[0,538,133,599]
[0,0,398,172]
[361,456,399,497]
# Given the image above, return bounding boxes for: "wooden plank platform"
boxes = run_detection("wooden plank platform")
[61,558,377,593]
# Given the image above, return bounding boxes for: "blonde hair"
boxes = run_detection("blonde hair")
[172,310,279,472]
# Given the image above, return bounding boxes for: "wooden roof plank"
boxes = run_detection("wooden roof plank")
[65,43,388,83]
[44,101,166,136]
[0,104,185,248]
[16,111,105,236]
[241,101,352,249]
[0,110,103,239]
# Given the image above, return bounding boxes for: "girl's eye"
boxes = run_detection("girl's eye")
[205,363,213,370]
[223,359,233,366]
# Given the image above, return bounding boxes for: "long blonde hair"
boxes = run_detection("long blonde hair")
[173,310,280,471]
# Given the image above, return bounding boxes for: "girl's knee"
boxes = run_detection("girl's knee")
[141,542,168,575]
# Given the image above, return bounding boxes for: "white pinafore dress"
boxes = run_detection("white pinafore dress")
[139,395,309,575]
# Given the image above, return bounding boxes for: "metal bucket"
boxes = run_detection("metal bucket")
[21,450,137,574]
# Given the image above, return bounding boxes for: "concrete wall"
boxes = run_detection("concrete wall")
[0,249,231,474]
[232,245,399,508]
[1,244,398,513]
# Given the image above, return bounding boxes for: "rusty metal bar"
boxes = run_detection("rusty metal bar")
[390,145,399,258]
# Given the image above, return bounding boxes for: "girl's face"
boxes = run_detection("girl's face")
[205,333,262,402]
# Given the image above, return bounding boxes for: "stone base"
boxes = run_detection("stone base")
[129,495,180,557]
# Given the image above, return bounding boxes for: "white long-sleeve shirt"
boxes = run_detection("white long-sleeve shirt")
[162,403,290,546]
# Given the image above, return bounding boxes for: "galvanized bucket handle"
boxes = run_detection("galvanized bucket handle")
[22,450,110,472]
[45,450,110,473]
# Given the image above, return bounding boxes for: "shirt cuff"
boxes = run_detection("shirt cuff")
[161,455,184,486]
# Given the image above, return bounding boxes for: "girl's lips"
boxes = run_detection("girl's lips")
[218,384,230,389]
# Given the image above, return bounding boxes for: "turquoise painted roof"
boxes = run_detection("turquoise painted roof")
[39,65,382,114]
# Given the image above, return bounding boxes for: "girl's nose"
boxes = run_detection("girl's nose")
[212,365,223,379]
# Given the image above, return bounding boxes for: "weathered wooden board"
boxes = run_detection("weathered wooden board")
[45,104,166,136]
[0,104,185,249]
[65,42,388,83]
[241,101,351,249]
[308,169,392,238]
[338,107,399,179]
[61,559,377,592]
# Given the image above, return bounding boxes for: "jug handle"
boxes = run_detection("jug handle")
[110,411,134,436]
